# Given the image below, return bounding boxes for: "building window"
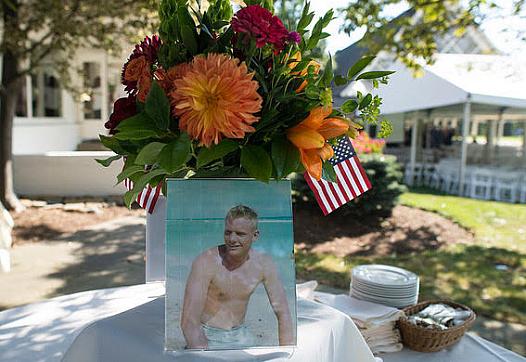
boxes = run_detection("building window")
[31,69,62,117]
[83,62,102,119]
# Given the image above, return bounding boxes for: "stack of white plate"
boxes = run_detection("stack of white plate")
[350,264,419,308]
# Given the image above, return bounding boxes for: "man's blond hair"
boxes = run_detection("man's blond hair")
[225,205,258,229]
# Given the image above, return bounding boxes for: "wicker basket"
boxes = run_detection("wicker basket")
[398,300,476,352]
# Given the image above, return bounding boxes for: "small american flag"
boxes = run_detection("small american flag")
[124,178,162,214]
[304,137,372,215]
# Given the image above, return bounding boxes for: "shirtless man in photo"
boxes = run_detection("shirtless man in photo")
[180,205,294,349]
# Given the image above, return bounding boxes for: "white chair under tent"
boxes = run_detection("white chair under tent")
[404,159,526,204]
[404,163,424,186]
[519,174,526,204]
[494,172,522,203]
[468,168,494,200]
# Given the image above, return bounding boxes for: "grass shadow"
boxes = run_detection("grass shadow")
[296,244,526,324]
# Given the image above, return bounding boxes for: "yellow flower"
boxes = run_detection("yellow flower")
[170,54,262,147]
[287,106,349,180]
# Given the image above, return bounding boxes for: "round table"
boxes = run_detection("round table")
[0,283,524,362]
[0,283,376,362]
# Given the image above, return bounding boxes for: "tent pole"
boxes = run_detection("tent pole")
[484,119,493,163]
[459,100,471,196]
[409,118,419,186]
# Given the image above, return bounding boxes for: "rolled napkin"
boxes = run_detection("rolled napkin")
[296,280,319,301]
[314,293,404,328]
[314,293,404,354]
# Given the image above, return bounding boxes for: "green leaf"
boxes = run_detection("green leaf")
[124,154,137,168]
[240,145,272,182]
[322,162,337,183]
[296,2,314,33]
[320,55,333,87]
[114,129,159,140]
[95,154,122,167]
[341,99,358,113]
[181,25,198,54]
[320,88,332,107]
[347,56,376,79]
[378,119,393,138]
[334,75,348,86]
[306,35,320,51]
[123,168,166,208]
[115,112,152,131]
[356,71,395,80]
[291,59,310,73]
[116,165,144,184]
[159,133,191,173]
[271,138,300,179]
[123,190,139,209]
[197,139,239,168]
[145,81,171,130]
[359,94,373,110]
[135,142,167,165]
[305,84,319,99]
[99,135,128,154]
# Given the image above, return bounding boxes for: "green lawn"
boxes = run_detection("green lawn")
[296,189,526,325]
[400,188,526,252]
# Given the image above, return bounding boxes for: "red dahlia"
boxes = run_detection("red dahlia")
[105,96,137,133]
[231,5,300,51]
[121,35,161,96]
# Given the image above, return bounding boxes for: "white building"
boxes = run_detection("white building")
[13,48,126,154]
[11,48,129,197]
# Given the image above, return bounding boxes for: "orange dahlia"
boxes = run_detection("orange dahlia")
[170,53,262,147]
[154,63,192,94]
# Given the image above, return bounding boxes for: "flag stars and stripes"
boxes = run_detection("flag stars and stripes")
[304,137,372,216]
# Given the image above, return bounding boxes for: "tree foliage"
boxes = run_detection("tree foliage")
[340,0,525,70]
[0,0,158,210]
[1,0,158,90]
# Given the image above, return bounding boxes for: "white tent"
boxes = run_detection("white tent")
[342,54,526,192]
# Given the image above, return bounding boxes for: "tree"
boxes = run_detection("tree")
[0,0,158,211]
[340,0,525,70]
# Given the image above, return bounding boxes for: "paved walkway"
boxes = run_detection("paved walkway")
[0,216,146,309]
[0,216,524,356]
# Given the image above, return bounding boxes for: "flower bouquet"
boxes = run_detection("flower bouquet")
[97,0,393,209]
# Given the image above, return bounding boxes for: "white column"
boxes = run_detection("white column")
[101,52,109,124]
[459,101,471,195]
[36,71,45,117]
[484,119,496,163]
[25,75,33,118]
[494,109,505,161]
[409,119,419,186]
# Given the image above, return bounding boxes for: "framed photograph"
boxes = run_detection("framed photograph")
[165,178,297,351]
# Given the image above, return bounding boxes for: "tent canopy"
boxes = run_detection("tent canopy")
[340,54,526,116]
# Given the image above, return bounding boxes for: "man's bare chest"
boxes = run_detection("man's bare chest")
[210,264,263,300]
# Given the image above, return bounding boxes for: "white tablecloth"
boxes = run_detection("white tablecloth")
[0,283,524,362]
[0,283,376,362]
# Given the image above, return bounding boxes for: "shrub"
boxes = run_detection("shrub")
[292,154,407,217]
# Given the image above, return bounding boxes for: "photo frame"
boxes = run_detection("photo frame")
[165,178,297,351]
